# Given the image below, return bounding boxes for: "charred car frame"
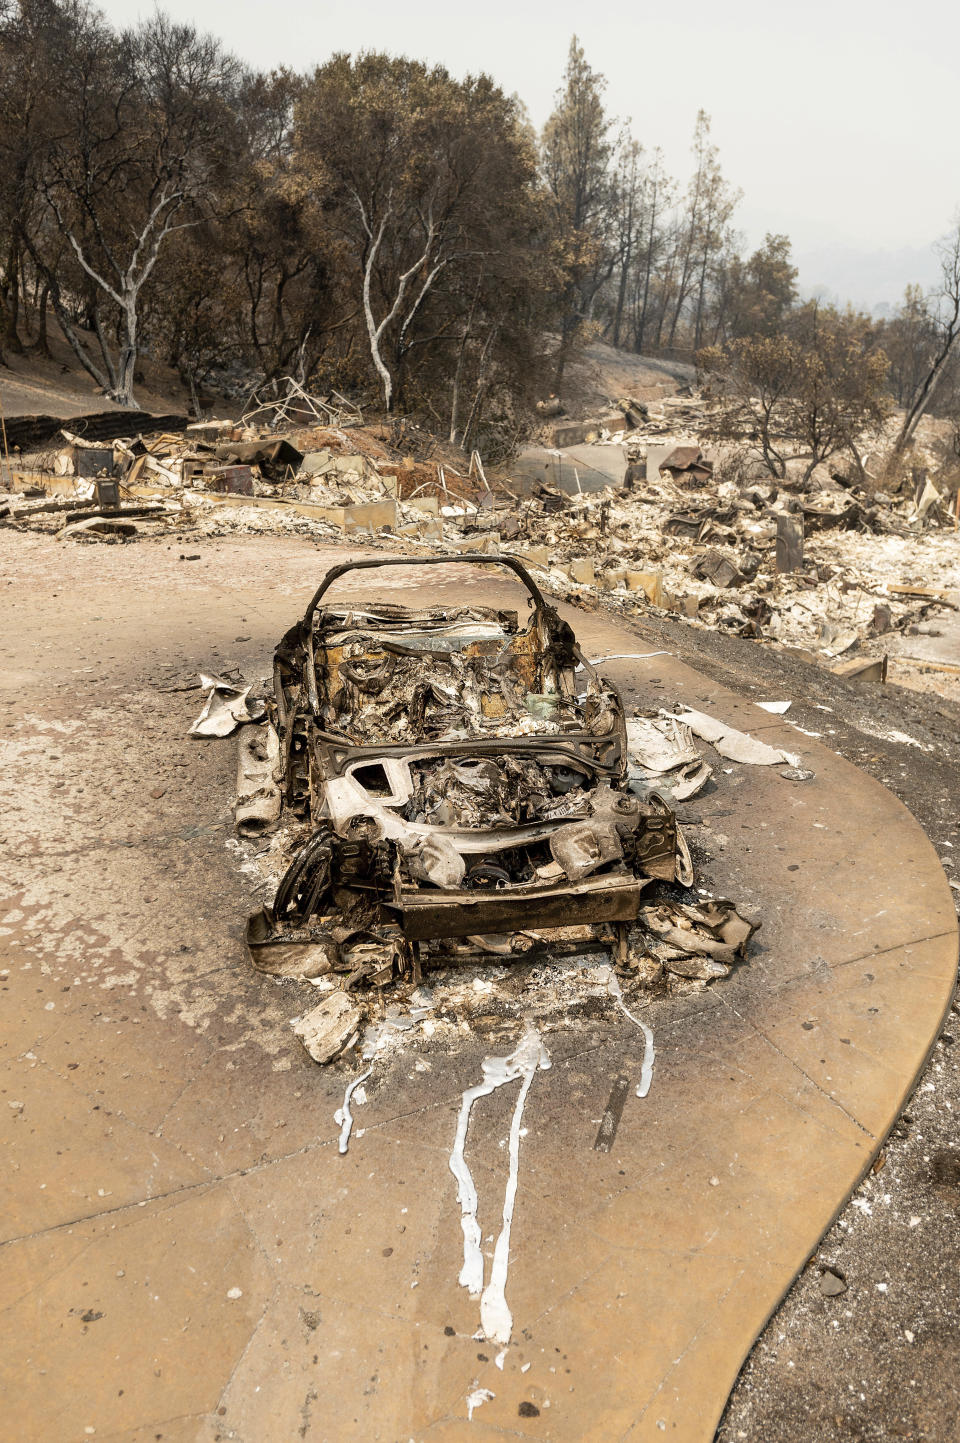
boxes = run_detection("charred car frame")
[245,556,693,984]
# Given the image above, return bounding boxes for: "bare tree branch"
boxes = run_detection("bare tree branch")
[891,221,960,460]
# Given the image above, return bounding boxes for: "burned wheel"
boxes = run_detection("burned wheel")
[463,862,513,889]
[274,829,334,925]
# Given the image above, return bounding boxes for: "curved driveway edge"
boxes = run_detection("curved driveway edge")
[536,629,959,1441]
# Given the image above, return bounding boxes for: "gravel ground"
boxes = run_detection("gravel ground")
[587,598,960,1442]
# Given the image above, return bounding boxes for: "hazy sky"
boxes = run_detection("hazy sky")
[100,0,958,308]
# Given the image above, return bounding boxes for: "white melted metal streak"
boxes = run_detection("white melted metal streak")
[335,1067,373,1154]
[466,1387,495,1420]
[449,1027,551,1345]
[606,968,655,1098]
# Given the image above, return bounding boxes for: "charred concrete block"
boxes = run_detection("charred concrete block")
[342,500,397,533]
[292,992,361,1064]
[550,420,594,448]
[625,571,664,605]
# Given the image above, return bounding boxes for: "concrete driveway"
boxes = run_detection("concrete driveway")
[1,535,955,1442]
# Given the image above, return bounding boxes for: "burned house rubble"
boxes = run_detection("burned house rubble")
[200,554,761,1066]
[3,379,957,702]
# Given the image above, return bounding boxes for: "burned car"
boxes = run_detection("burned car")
[245,556,693,984]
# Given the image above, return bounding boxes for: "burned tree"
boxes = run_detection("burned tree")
[699,304,891,483]
[888,219,960,464]
[296,54,549,419]
[541,37,616,386]
[27,8,238,407]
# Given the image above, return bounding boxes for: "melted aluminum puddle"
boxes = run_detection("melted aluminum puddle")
[335,1067,373,1154]
[449,1025,552,1345]
[605,966,655,1097]
[466,1387,495,1420]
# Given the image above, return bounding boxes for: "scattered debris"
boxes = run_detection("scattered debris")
[640,898,759,980]
[6,387,958,716]
[190,674,263,738]
[625,715,713,802]
[818,1266,848,1297]
[235,723,282,835]
[291,991,361,1064]
[668,707,800,767]
[240,376,363,431]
